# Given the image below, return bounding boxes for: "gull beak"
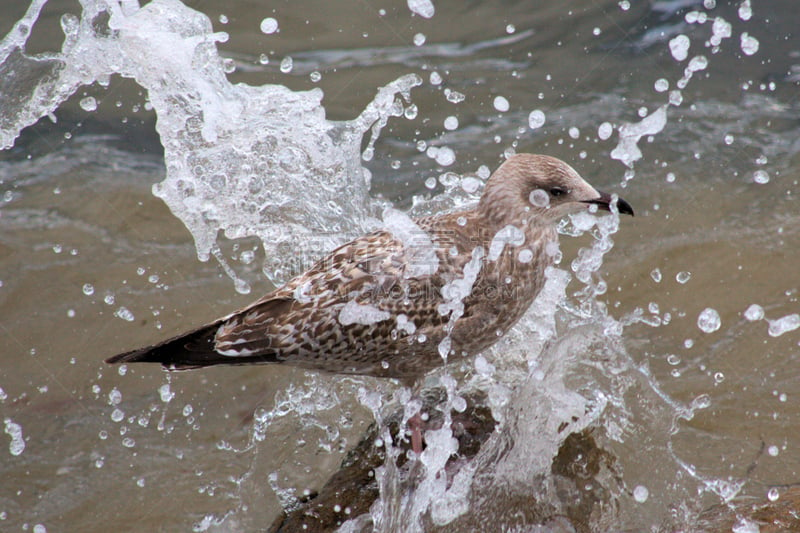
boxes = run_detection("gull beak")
[583,190,635,216]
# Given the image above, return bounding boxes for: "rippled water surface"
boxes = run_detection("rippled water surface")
[1,0,799,531]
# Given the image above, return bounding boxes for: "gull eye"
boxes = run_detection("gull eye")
[549,187,568,197]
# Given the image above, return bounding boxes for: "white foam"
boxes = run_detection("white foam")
[382,207,440,278]
[488,225,525,261]
[610,105,668,167]
[338,300,391,326]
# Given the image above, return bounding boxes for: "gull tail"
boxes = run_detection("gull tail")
[105,320,231,370]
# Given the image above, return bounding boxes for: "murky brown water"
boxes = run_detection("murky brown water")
[1,0,799,531]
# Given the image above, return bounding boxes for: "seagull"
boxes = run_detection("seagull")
[106,154,633,384]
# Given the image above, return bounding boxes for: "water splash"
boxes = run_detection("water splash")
[0,0,422,291]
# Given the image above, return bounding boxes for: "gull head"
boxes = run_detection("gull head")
[479,153,634,225]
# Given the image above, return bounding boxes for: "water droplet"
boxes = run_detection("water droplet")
[528,109,546,129]
[108,388,122,405]
[650,268,662,283]
[633,485,649,503]
[239,250,255,264]
[767,487,780,501]
[444,116,458,130]
[598,122,613,140]
[753,170,769,184]
[309,71,321,82]
[654,78,669,92]
[676,271,691,284]
[413,32,426,46]
[280,56,293,73]
[408,0,435,18]
[740,32,759,56]
[743,304,764,321]
[80,96,97,112]
[767,445,779,457]
[738,0,752,21]
[692,394,711,409]
[222,57,235,74]
[518,249,533,264]
[461,176,480,193]
[114,306,135,322]
[260,17,278,34]
[493,96,510,112]
[452,396,467,412]
[767,314,800,337]
[669,35,690,61]
[529,189,550,208]
[697,308,721,333]
[432,146,455,166]
[4,419,25,456]
[60,13,79,35]
[159,384,175,403]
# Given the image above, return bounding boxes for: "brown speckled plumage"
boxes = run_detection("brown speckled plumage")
[106,154,633,380]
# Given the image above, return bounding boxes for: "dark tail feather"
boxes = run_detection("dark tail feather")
[105,320,230,370]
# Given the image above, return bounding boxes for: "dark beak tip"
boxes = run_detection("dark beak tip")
[617,198,635,217]
[584,192,634,217]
